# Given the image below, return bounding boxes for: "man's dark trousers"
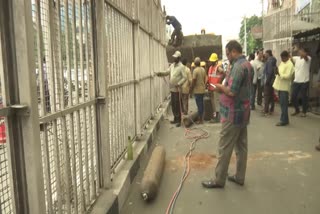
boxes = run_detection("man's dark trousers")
[291,82,309,114]
[264,85,274,113]
[279,91,289,124]
[171,92,181,122]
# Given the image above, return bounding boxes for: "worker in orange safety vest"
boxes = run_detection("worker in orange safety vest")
[207,53,225,123]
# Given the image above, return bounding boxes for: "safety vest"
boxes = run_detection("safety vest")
[207,65,223,91]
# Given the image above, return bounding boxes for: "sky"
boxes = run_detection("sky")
[161,0,266,40]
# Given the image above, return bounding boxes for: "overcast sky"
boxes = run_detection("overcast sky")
[161,0,265,40]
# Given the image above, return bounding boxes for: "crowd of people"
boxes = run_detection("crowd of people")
[156,40,319,183]
[249,47,312,126]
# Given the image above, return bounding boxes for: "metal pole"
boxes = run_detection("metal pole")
[9,0,46,213]
[244,16,247,56]
[95,0,112,188]
[133,0,141,137]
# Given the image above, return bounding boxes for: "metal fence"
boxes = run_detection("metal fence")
[32,0,99,212]
[263,7,293,62]
[0,41,14,214]
[0,0,168,213]
[103,0,168,170]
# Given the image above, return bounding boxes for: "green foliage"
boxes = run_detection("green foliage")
[239,15,263,55]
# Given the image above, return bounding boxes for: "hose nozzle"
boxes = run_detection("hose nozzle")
[142,193,148,201]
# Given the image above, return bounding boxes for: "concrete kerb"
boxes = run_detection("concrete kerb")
[90,98,171,214]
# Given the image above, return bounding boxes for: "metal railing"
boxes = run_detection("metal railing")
[103,0,168,170]
[0,49,13,213]
[263,2,320,61]
[0,0,169,213]
[32,0,99,212]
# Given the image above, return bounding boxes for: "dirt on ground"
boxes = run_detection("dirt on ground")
[166,150,312,172]
[166,152,237,171]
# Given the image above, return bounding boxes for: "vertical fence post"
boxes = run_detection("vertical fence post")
[149,2,155,118]
[9,0,46,213]
[94,0,112,188]
[133,0,142,136]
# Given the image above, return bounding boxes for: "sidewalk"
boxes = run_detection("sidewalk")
[121,98,320,214]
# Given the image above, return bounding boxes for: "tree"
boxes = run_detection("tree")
[239,15,263,55]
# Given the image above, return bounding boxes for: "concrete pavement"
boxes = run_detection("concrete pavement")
[121,98,320,214]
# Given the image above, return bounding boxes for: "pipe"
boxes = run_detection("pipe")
[140,145,166,202]
[182,112,199,128]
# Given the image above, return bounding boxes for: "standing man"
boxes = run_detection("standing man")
[166,16,182,46]
[190,57,207,124]
[181,58,192,115]
[291,47,311,117]
[202,40,253,188]
[155,51,186,127]
[315,74,320,151]
[251,50,264,110]
[316,137,320,151]
[207,53,225,123]
[263,50,277,116]
[273,51,294,126]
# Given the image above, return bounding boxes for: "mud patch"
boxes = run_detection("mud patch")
[249,151,312,163]
[166,153,237,171]
[166,150,311,172]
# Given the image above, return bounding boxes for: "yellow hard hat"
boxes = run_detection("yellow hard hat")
[191,62,195,67]
[200,61,206,67]
[209,53,218,62]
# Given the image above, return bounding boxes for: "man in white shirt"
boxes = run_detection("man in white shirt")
[291,47,311,117]
[155,51,187,127]
[250,50,264,110]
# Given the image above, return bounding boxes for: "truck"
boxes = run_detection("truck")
[166,33,223,64]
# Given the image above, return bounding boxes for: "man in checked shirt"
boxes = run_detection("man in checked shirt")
[202,40,253,188]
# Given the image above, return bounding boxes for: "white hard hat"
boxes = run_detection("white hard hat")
[172,51,181,58]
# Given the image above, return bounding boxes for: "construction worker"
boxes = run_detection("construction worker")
[200,61,206,69]
[190,57,207,124]
[166,15,183,47]
[155,51,186,127]
[181,58,192,115]
[207,53,225,123]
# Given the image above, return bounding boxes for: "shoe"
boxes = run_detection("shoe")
[209,119,219,123]
[276,122,288,126]
[300,113,306,117]
[170,120,178,124]
[291,112,299,116]
[176,123,181,127]
[315,144,320,151]
[201,180,224,189]
[227,175,244,186]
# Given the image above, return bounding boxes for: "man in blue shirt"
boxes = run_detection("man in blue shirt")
[166,16,182,46]
[263,50,277,115]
